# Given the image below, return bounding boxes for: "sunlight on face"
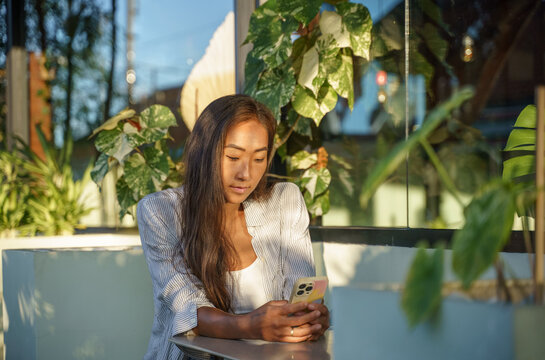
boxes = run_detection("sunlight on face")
[221,119,269,207]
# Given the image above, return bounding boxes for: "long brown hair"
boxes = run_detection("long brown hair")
[179,94,276,312]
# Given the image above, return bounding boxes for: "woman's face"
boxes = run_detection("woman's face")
[221,118,269,206]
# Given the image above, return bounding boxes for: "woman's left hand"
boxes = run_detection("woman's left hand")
[301,303,330,341]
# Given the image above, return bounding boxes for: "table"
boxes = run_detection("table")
[169,330,333,360]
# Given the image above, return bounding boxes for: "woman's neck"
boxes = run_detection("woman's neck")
[223,202,244,223]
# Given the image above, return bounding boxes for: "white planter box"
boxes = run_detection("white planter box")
[332,287,545,360]
[2,246,153,360]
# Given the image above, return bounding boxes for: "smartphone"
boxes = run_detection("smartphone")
[288,276,328,304]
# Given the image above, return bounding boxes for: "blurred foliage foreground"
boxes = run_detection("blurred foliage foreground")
[361,88,541,326]
[0,128,92,237]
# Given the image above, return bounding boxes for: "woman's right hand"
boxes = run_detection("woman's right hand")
[246,300,323,342]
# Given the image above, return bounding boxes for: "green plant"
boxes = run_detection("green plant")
[0,152,32,238]
[89,105,180,218]
[243,0,372,217]
[90,1,372,219]
[361,91,544,326]
[0,127,93,237]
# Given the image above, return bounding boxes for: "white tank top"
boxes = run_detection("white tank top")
[228,257,269,314]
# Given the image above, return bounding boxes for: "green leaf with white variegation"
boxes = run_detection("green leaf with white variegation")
[302,167,331,198]
[327,51,354,109]
[319,11,351,48]
[123,147,169,197]
[127,105,177,147]
[140,105,177,129]
[292,84,338,126]
[278,0,322,26]
[89,108,136,138]
[306,190,330,217]
[245,0,299,68]
[244,51,266,96]
[285,108,313,138]
[95,126,133,162]
[116,177,138,219]
[244,0,280,44]
[298,47,320,95]
[290,150,318,171]
[255,63,296,122]
[337,2,372,59]
[90,153,110,184]
[298,35,340,98]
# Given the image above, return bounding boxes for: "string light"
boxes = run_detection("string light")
[462,34,474,62]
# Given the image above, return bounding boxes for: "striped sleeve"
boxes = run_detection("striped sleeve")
[279,183,316,300]
[137,192,214,338]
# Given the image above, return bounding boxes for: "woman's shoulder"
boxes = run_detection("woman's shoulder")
[270,181,300,198]
[137,187,184,219]
[261,182,303,208]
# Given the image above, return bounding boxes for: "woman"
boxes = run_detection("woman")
[138,95,329,359]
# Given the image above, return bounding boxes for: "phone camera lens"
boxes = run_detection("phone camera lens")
[297,290,304,296]
[306,286,313,292]
[298,283,306,289]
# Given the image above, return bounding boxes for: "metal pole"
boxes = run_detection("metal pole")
[126,0,135,105]
[536,85,545,304]
[6,0,29,149]
[234,0,261,93]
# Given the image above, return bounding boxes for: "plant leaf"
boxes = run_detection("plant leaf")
[244,51,266,97]
[298,46,320,95]
[89,108,136,138]
[292,84,337,126]
[278,0,321,26]
[95,127,133,162]
[504,106,537,152]
[504,129,536,151]
[290,150,318,171]
[320,11,351,48]
[302,167,331,198]
[254,62,296,122]
[245,0,299,68]
[116,177,138,219]
[90,153,110,185]
[452,181,516,289]
[401,243,444,327]
[307,189,330,217]
[337,2,372,59]
[360,86,475,207]
[127,105,177,147]
[328,51,354,109]
[502,155,535,181]
[123,147,169,198]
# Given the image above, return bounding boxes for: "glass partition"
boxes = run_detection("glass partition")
[322,0,545,230]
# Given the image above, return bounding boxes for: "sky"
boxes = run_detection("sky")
[112,0,233,100]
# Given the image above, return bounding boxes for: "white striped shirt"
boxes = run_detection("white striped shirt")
[137,182,315,360]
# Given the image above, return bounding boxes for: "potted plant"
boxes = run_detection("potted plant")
[331,87,545,359]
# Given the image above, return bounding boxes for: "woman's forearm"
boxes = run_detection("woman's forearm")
[193,307,256,339]
[192,301,323,342]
